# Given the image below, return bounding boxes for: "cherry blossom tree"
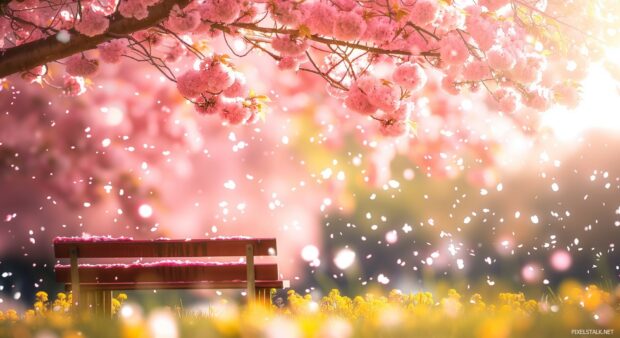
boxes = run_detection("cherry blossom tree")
[1,0,619,137]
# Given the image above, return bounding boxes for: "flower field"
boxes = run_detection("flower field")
[1,283,618,338]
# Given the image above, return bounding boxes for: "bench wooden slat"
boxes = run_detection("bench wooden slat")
[54,238,277,258]
[55,263,278,283]
[70,280,286,291]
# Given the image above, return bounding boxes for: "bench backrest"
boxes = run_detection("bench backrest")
[54,237,278,258]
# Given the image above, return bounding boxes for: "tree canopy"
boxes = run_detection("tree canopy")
[2,0,619,136]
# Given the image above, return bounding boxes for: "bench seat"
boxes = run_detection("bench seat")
[69,280,289,291]
[55,262,279,283]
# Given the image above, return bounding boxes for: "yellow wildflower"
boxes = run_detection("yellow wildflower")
[116,293,128,302]
[36,291,49,303]
[24,309,36,321]
[5,309,18,321]
[441,289,463,317]
[470,293,487,312]
[34,301,46,313]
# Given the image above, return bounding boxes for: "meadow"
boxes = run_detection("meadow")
[1,282,617,338]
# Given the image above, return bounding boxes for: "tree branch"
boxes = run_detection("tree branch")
[210,22,440,58]
[0,0,191,78]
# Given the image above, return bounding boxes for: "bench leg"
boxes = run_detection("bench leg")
[95,290,102,315]
[255,288,271,306]
[103,291,113,318]
[78,289,94,313]
[91,290,113,318]
[74,289,112,317]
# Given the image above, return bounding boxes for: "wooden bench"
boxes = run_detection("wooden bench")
[53,236,289,316]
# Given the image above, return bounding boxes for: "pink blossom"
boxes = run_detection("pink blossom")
[245,111,261,124]
[220,100,251,125]
[176,70,207,98]
[495,88,521,113]
[368,83,400,112]
[194,95,222,115]
[98,39,128,63]
[479,0,510,11]
[469,82,481,93]
[74,7,109,37]
[118,0,149,20]
[345,83,377,115]
[0,18,9,49]
[271,35,308,57]
[7,0,38,11]
[65,55,99,77]
[379,119,408,137]
[62,76,86,96]
[553,83,580,109]
[193,22,223,38]
[409,0,439,26]
[389,101,414,121]
[133,30,164,46]
[393,62,427,91]
[487,48,516,71]
[97,0,118,15]
[277,57,301,71]
[200,0,240,24]
[440,32,469,65]
[20,65,46,83]
[466,13,496,51]
[237,3,259,24]
[512,55,545,84]
[364,16,396,44]
[386,38,411,52]
[333,11,366,41]
[167,6,201,33]
[271,0,303,26]
[356,76,399,112]
[441,76,461,95]
[201,62,235,93]
[526,87,552,111]
[222,73,246,97]
[406,33,433,54]
[164,40,187,63]
[356,76,400,112]
[471,26,496,51]
[302,2,337,36]
[331,0,356,11]
[463,60,490,81]
[437,6,465,33]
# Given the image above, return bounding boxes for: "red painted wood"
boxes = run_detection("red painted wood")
[55,263,279,283]
[54,238,277,258]
[69,280,285,290]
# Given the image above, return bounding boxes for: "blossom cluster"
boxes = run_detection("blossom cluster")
[1,0,616,134]
[175,55,267,125]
